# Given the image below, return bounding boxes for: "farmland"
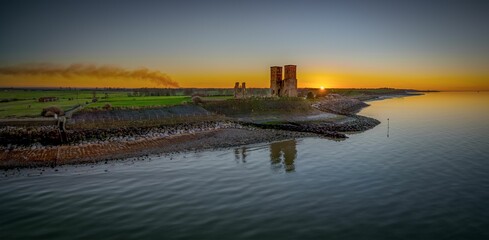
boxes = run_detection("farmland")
[0,89,232,118]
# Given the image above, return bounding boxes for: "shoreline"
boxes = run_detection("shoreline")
[0,93,417,169]
[0,128,315,169]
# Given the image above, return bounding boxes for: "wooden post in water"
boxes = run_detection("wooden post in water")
[387,118,390,138]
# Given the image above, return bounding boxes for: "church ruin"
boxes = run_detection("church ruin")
[234,82,247,98]
[270,65,298,97]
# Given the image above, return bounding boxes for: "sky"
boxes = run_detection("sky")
[0,0,488,90]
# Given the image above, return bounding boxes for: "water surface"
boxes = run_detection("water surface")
[1,92,489,239]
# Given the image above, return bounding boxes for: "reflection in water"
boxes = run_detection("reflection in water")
[387,118,390,138]
[234,147,247,163]
[270,140,297,172]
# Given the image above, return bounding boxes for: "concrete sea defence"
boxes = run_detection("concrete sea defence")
[0,127,313,169]
[0,121,240,147]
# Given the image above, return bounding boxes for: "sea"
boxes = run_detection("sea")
[1,92,488,239]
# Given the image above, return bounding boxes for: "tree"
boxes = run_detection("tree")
[183,88,193,96]
[306,92,315,99]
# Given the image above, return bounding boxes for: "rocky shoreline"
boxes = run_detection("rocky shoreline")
[243,114,379,139]
[0,128,314,169]
[0,116,378,169]
[0,121,238,146]
[312,93,371,114]
[0,94,393,169]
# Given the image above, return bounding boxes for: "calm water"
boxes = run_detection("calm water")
[1,92,489,239]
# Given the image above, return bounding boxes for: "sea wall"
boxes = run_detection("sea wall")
[0,121,239,147]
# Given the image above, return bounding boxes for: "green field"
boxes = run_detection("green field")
[89,96,191,108]
[0,89,233,118]
[1,90,93,118]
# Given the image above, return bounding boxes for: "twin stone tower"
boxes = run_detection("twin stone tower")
[270,65,298,97]
[234,64,298,98]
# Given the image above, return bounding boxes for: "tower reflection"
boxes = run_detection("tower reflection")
[270,139,297,172]
[234,146,247,163]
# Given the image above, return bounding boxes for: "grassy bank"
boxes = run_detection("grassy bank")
[203,97,313,117]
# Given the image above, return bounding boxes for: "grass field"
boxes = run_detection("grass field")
[89,96,192,108]
[0,89,234,118]
[1,90,91,118]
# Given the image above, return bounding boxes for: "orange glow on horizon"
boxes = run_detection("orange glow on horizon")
[1,70,488,91]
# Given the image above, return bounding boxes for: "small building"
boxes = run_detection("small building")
[38,97,58,102]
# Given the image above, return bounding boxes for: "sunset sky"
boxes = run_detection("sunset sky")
[1,0,488,90]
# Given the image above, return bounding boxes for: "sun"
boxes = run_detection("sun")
[320,86,325,90]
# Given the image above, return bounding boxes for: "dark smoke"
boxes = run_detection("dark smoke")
[0,63,179,87]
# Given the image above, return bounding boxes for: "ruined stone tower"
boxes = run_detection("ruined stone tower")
[284,65,296,79]
[234,82,247,99]
[241,82,246,98]
[283,65,297,97]
[270,65,298,97]
[270,66,283,96]
[234,82,240,98]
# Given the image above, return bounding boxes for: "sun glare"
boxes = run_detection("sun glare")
[320,86,325,90]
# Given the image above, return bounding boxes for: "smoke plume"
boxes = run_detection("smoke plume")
[0,63,179,87]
